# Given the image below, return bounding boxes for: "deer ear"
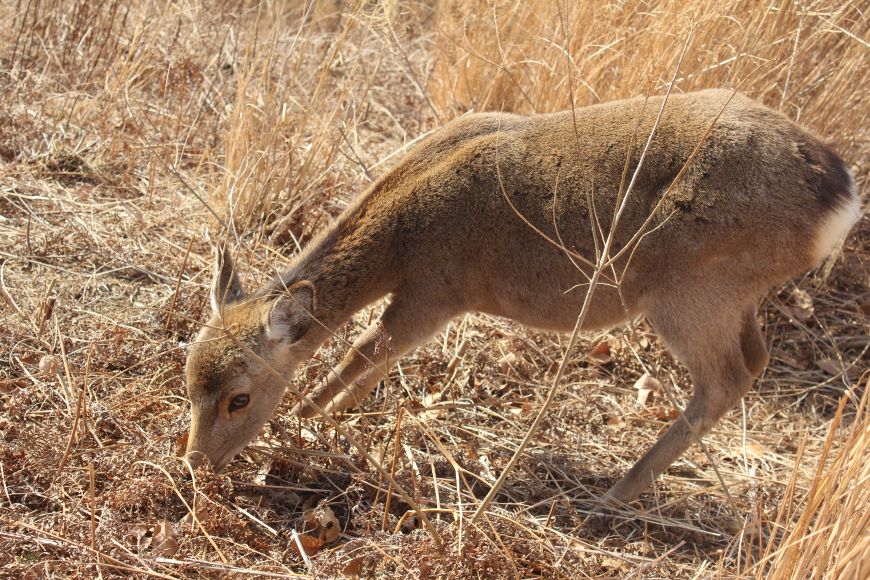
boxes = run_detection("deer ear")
[210,244,245,314]
[265,281,315,345]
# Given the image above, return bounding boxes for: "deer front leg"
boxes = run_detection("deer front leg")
[292,294,458,418]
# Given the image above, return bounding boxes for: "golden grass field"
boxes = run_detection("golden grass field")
[0,0,867,577]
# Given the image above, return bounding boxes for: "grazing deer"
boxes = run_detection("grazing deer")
[184,89,859,505]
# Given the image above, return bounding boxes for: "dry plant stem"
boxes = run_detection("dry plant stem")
[381,405,405,532]
[383,5,441,124]
[153,558,304,579]
[291,528,313,572]
[367,541,415,574]
[0,462,11,506]
[55,311,80,411]
[624,540,687,580]
[2,523,176,579]
[222,328,444,550]
[37,277,56,339]
[164,236,195,332]
[123,111,228,229]
[0,258,31,329]
[755,433,808,571]
[89,461,97,550]
[236,505,278,536]
[756,380,869,579]
[408,415,521,574]
[779,6,804,111]
[54,346,91,482]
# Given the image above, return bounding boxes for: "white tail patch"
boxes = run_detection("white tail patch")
[812,174,861,264]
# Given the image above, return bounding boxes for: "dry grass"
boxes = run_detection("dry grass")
[0,0,867,577]
[759,382,869,580]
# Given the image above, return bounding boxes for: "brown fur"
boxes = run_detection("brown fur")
[185,89,857,504]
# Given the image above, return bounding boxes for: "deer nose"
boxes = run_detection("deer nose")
[185,450,205,469]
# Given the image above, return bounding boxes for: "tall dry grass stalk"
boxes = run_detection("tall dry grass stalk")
[214,2,355,242]
[753,381,869,580]
[201,1,442,244]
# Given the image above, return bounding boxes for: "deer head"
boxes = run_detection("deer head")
[184,246,315,470]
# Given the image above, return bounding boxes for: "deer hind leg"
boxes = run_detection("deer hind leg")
[293,293,460,418]
[740,307,769,379]
[603,302,760,505]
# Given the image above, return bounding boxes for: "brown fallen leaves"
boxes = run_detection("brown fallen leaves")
[587,340,613,364]
[129,519,179,557]
[633,372,680,421]
[175,431,189,457]
[633,372,661,407]
[290,505,342,558]
[38,354,60,377]
[788,288,815,322]
[0,378,27,393]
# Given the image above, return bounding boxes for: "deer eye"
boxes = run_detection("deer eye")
[229,394,250,413]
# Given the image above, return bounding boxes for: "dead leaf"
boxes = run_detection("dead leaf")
[605,414,625,427]
[291,530,324,558]
[405,399,425,413]
[498,349,530,379]
[19,352,41,365]
[342,556,364,579]
[790,288,814,321]
[38,355,60,377]
[816,358,843,376]
[776,353,808,371]
[180,504,209,527]
[588,341,612,364]
[498,352,518,375]
[175,431,189,457]
[304,505,341,543]
[0,379,26,393]
[151,519,179,557]
[745,441,765,459]
[129,524,152,552]
[653,406,680,421]
[94,411,123,440]
[633,373,662,407]
[39,296,56,323]
[418,391,445,422]
[601,556,629,573]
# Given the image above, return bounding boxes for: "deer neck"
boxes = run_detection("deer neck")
[263,196,396,349]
